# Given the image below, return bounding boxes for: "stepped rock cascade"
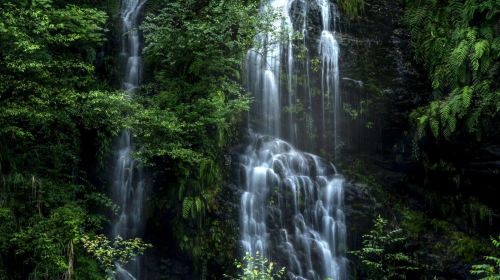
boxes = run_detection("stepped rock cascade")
[240,135,347,280]
[111,0,146,279]
[241,0,346,279]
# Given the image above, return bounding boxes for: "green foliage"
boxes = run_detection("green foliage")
[0,1,140,279]
[400,208,427,240]
[337,0,365,19]
[81,234,152,274]
[225,252,285,280]
[12,203,91,278]
[0,0,133,174]
[471,236,500,280]
[400,206,494,271]
[449,231,491,263]
[351,215,418,279]
[138,0,267,271]
[405,0,499,142]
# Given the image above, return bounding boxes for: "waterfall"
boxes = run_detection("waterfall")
[317,0,341,157]
[240,0,346,279]
[111,1,146,279]
[239,135,347,280]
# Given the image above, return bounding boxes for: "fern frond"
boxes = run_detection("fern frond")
[471,40,489,71]
[182,197,193,219]
[449,40,469,74]
[430,118,439,138]
[462,86,473,109]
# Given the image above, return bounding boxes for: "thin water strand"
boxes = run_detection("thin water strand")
[112,0,146,279]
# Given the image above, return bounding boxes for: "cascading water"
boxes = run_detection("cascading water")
[246,0,294,138]
[317,0,341,157]
[240,135,347,280]
[241,0,346,279]
[111,1,146,279]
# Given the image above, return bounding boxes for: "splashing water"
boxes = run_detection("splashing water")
[239,135,347,280]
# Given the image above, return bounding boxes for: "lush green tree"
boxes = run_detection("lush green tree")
[351,215,418,280]
[0,1,143,278]
[135,0,271,272]
[0,0,131,174]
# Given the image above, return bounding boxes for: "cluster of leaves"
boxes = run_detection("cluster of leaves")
[225,252,285,280]
[0,175,128,279]
[405,0,499,142]
[471,236,500,280]
[351,215,418,279]
[0,0,144,279]
[136,0,268,271]
[81,234,151,274]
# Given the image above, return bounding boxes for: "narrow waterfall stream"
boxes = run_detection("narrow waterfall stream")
[317,0,341,157]
[111,0,146,279]
[240,0,346,279]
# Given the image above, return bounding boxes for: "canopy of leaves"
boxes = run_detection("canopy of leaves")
[0,1,141,279]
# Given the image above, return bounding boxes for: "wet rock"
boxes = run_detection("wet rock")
[343,181,380,249]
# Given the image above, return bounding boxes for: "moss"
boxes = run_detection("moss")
[337,0,365,19]
[449,232,491,263]
[401,208,427,240]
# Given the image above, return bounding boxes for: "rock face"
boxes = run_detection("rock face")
[343,181,380,249]
[335,0,427,160]
[275,0,427,162]
[299,0,427,249]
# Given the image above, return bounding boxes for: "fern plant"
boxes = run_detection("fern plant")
[350,215,418,280]
[405,0,499,142]
[471,236,500,280]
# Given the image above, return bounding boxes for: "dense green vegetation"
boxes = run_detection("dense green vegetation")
[406,0,499,142]
[404,0,499,191]
[0,0,267,278]
[135,0,273,275]
[0,0,141,279]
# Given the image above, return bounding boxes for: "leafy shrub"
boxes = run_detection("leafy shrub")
[225,252,285,280]
[351,215,418,279]
[471,236,500,280]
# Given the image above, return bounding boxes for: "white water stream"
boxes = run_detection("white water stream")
[111,1,146,279]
